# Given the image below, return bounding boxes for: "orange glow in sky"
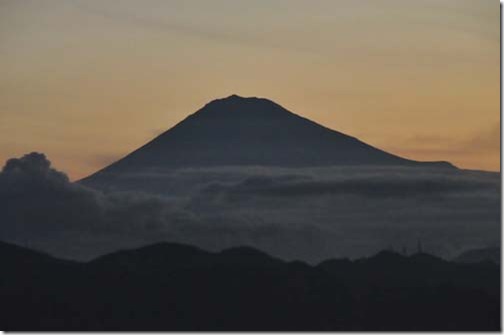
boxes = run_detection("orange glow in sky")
[0,0,499,179]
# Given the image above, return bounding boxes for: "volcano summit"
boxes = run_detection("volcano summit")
[83,95,454,184]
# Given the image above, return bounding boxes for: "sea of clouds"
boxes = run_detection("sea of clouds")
[0,153,500,262]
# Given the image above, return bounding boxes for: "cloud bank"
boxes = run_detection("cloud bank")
[0,153,500,262]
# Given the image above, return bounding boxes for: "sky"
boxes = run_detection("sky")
[0,0,500,180]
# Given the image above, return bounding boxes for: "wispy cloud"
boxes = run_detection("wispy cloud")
[71,1,317,55]
[386,124,500,168]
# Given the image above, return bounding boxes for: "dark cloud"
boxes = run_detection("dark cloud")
[388,124,500,159]
[202,171,497,199]
[0,153,500,263]
[0,153,187,258]
[183,166,499,261]
[467,123,500,153]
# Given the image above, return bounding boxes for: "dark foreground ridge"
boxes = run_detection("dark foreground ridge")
[1,240,499,331]
[82,95,454,184]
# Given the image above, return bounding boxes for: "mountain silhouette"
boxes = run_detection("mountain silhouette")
[1,240,499,331]
[82,95,454,183]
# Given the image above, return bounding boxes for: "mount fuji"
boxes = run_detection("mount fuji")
[82,95,454,187]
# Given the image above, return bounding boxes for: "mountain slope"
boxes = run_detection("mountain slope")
[82,95,454,183]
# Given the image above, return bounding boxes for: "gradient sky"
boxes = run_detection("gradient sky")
[0,0,499,179]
